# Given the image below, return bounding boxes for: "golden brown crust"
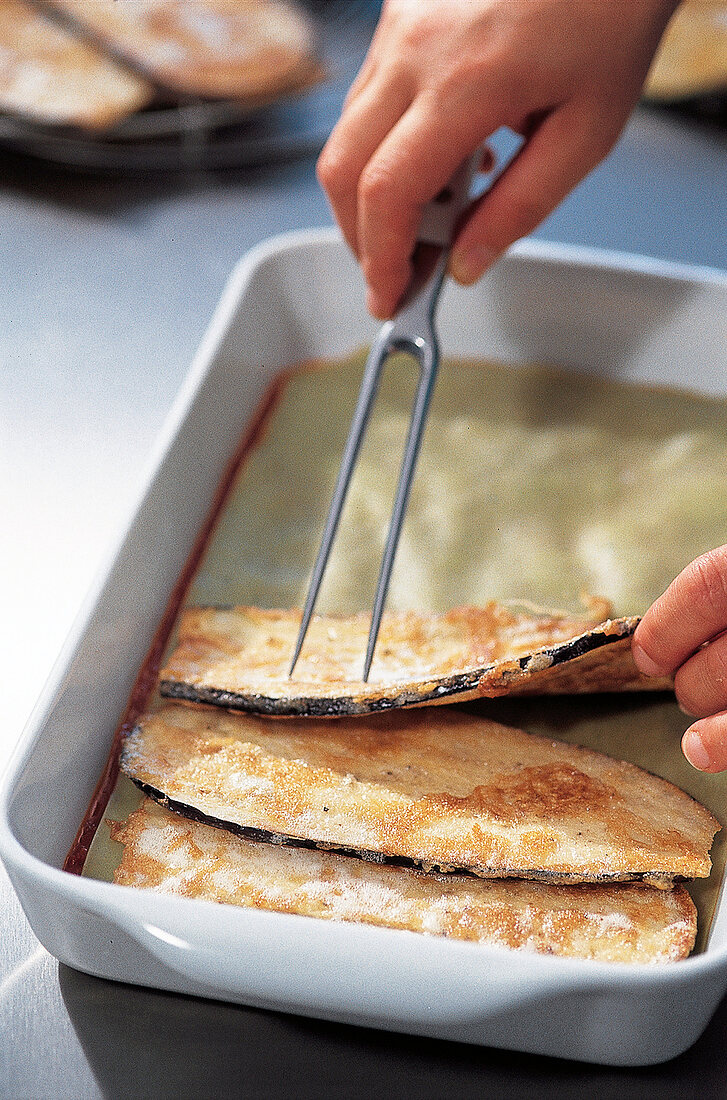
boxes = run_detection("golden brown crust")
[159,605,672,717]
[111,798,698,963]
[44,0,319,101]
[0,0,151,129]
[120,703,719,885]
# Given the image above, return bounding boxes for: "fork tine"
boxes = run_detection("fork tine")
[290,154,479,681]
[288,323,393,676]
[362,339,439,681]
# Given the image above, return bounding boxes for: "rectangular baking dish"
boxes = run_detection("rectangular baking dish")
[2,230,727,1066]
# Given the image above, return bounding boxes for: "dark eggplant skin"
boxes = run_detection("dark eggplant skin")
[127,774,678,889]
[158,674,478,717]
[159,619,647,718]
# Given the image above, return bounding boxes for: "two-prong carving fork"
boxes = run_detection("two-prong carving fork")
[290,155,479,681]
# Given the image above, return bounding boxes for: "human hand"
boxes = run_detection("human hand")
[317,0,679,319]
[633,546,727,772]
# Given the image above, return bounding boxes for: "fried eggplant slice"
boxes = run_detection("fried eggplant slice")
[159,604,672,718]
[121,704,719,886]
[44,0,319,102]
[0,0,151,129]
[644,0,727,101]
[112,799,697,963]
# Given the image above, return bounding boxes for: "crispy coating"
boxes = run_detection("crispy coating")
[44,0,318,100]
[121,703,719,885]
[0,0,151,129]
[159,604,672,717]
[111,798,698,964]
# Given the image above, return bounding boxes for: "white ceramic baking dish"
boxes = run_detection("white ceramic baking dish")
[2,230,727,1066]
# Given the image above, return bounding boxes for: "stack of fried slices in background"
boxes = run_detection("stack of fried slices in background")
[644,0,727,104]
[0,0,319,131]
[114,600,720,964]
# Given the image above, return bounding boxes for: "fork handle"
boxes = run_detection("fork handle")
[416,150,481,247]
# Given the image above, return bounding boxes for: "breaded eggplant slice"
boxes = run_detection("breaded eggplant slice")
[121,704,719,887]
[0,0,151,130]
[112,799,698,964]
[644,0,727,102]
[159,604,672,718]
[44,0,319,102]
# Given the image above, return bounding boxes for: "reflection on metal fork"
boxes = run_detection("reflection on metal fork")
[289,156,479,681]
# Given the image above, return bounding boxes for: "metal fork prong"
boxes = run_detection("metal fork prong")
[362,337,439,681]
[290,154,479,681]
[288,323,393,676]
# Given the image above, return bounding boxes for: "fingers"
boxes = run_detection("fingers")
[449,99,617,285]
[317,73,415,257]
[673,631,727,719]
[632,547,727,773]
[682,715,727,773]
[633,546,727,676]
[355,106,485,317]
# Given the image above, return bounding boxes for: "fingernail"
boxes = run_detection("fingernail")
[631,643,667,678]
[366,287,392,320]
[449,245,499,286]
[682,727,712,771]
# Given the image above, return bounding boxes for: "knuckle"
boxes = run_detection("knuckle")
[675,636,727,718]
[688,548,727,623]
[393,9,438,52]
[434,59,485,101]
[358,161,398,210]
[315,145,350,195]
[422,66,496,132]
[705,638,727,686]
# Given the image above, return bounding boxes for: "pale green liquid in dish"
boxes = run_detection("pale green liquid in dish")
[85,353,727,954]
[191,353,727,617]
